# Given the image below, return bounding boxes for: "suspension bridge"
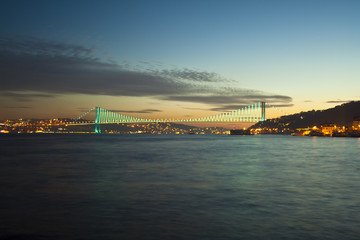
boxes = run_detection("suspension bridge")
[70,102,283,133]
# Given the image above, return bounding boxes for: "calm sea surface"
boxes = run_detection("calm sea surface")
[0,134,360,240]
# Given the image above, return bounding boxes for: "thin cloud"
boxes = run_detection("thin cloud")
[165,94,292,105]
[209,103,293,112]
[1,91,55,102]
[111,109,162,114]
[0,106,33,109]
[270,103,294,107]
[183,107,208,111]
[151,69,229,83]
[326,100,351,104]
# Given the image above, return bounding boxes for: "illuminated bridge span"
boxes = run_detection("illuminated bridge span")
[71,102,276,133]
[94,102,267,124]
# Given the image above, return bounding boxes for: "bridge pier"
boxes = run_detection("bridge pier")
[95,124,101,133]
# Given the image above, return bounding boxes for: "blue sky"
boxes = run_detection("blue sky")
[1,0,359,122]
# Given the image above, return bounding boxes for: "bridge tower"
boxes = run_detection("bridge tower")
[261,101,266,121]
[95,107,101,133]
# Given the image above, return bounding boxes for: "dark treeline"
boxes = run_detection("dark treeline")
[251,101,360,130]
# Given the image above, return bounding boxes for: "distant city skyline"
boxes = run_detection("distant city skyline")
[1,0,360,123]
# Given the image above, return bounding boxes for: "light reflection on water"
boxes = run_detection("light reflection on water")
[0,134,359,240]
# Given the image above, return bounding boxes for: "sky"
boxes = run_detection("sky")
[1,0,360,124]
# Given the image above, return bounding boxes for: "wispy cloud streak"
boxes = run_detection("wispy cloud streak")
[111,109,162,114]
[326,100,352,104]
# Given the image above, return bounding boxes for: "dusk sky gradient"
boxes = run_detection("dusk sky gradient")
[1,0,360,122]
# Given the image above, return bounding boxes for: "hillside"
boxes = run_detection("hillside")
[250,101,360,130]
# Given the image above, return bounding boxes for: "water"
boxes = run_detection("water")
[0,134,360,240]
